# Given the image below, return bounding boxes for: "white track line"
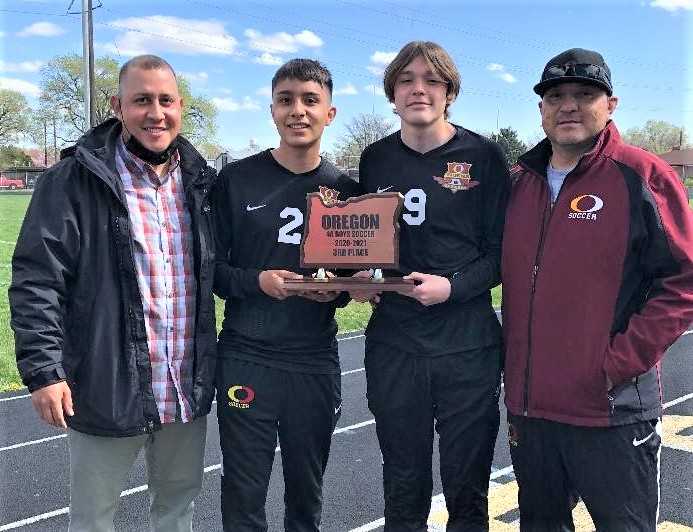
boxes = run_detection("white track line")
[0,336,368,405]
[0,369,366,405]
[0,434,66,453]
[3,382,691,456]
[349,465,515,532]
[0,367,369,453]
[0,417,377,530]
[0,394,30,403]
[2,327,691,405]
[663,392,693,410]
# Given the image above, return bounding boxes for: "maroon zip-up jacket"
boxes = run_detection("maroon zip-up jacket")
[502,121,693,427]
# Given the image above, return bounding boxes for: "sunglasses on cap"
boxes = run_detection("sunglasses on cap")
[544,63,608,82]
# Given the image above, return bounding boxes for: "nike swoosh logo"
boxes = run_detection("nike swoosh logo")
[377,186,393,193]
[632,432,655,447]
[334,404,342,416]
[246,204,267,211]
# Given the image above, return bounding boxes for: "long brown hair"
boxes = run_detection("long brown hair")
[383,41,461,119]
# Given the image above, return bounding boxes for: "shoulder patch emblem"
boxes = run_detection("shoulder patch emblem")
[433,162,479,193]
[318,186,340,206]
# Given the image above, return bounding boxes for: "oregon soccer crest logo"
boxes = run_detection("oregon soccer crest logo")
[227,385,256,409]
[433,162,479,193]
[568,194,604,221]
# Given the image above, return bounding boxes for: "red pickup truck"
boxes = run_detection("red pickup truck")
[0,174,25,190]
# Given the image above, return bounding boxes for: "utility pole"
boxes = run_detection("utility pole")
[52,118,58,163]
[43,120,48,166]
[81,0,96,129]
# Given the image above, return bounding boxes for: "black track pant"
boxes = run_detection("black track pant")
[508,414,662,531]
[365,341,502,532]
[216,357,341,532]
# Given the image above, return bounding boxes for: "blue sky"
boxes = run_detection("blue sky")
[1,0,691,154]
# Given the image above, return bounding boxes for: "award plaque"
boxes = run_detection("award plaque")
[283,186,415,293]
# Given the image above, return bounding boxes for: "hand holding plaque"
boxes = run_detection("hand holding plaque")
[283,187,415,294]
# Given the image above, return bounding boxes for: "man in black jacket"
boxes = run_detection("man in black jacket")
[9,55,216,531]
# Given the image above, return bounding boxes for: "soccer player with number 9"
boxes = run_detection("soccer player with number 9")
[355,41,510,530]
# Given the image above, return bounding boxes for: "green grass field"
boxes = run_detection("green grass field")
[14,189,652,392]
[0,194,31,391]
[0,194,378,392]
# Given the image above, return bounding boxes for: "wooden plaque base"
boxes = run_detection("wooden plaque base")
[284,276,415,294]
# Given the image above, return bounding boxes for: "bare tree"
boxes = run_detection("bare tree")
[335,113,395,167]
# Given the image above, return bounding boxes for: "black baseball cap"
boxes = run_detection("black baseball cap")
[534,48,613,97]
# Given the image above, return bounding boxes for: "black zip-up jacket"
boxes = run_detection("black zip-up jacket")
[9,118,217,436]
[502,121,693,427]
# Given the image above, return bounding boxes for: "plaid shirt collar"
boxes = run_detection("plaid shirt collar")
[116,135,181,187]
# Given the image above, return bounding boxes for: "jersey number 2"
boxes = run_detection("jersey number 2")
[278,207,303,245]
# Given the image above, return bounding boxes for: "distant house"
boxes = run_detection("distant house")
[24,148,57,169]
[658,147,693,181]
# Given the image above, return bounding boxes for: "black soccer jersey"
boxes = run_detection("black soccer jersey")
[359,126,510,356]
[213,150,361,373]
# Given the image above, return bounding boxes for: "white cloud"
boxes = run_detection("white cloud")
[334,83,358,96]
[212,96,261,112]
[486,63,517,84]
[179,71,208,83]
[0,60,43,73]
[370,51,397,65]
[244,28,323,54]
[364,84,385,96]
[18,21,65,37]
[256,86,272,97]
[107,16,238,56]
[254,52,283,66]
[0,77,41,97]
[650,0,693,10]
[367,51,396,77]
[294,30,323,48]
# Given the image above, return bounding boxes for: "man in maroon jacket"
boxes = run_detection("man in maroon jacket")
[502,48,693,530]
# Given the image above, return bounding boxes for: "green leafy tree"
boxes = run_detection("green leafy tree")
[622,120,688,154]
[0,89,30,146]
[178,77,217,145]
[38,54,218,146]
[0,146,32,167]
[39,55,119,143]
[489,127,528,167]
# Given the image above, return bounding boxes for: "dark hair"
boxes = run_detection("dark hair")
[383,41,461,119]
[271,58,333,96]
[118,54,177,92]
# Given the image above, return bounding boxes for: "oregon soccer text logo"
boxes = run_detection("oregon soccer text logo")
[568,194,604,221]
[227,385,256,409]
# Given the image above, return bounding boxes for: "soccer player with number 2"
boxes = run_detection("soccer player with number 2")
[212,59,359,532]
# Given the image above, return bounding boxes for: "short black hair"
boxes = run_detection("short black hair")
[118,54,176,93]
[271,58,333,96]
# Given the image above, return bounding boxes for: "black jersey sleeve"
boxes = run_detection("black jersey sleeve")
[212,165,262,300]
[448,141,510,303]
